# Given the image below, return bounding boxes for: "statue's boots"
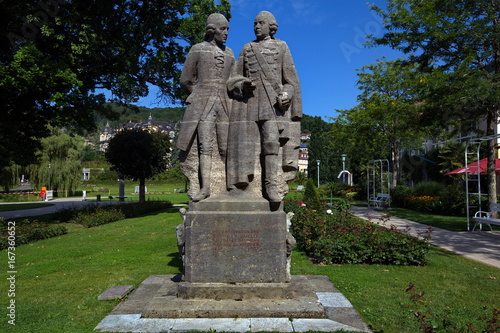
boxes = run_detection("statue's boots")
[265,154,281,202]
[192,155,211,202]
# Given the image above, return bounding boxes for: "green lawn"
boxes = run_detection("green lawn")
[1,208,498,332]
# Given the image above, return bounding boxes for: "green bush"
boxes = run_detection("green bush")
[55,201,173,226]
[0,192,40,202]
[392,185,415,208]
[118,201,172,217]
[406,195,441,214]
[69,206,125,228]
[392,184,478,217]
[0,219,67,250]
[303,178,322,210]
[414,181,444,197]
[329,183,361,198]
[438,185,486,217]
[285,200,430,266]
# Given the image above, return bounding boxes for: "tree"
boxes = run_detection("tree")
[369,0,500,205]
[306,116,336,185]
[354,59,427,187]
[327,111,388,188]
[27,126,85,196]
[0,0,230,173]
[105,129,170,202]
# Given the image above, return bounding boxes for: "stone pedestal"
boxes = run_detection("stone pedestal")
[96,275,372,332]
[182,196,289,284]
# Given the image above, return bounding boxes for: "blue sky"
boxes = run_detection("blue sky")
[137,0,405,121]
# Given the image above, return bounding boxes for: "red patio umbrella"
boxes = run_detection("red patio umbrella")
[445,158,500,175]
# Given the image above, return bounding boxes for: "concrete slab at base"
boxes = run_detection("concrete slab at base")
[95,275,371,332]
[142,275,326,319]
[177,281,295,300]
[98,285,134,301]
[95,315,366,332]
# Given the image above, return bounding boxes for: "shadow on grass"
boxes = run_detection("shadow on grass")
[166,251,183,270]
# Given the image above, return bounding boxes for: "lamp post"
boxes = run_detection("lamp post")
[341,154,347,185]
[48,163,51,190]
[316,160,320,188]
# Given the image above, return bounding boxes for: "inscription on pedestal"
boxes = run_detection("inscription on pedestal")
[211,230,260,252]
[183,209,288,283]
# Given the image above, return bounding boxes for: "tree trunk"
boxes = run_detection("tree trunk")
[139,177,146,203]
[391,141,399,189]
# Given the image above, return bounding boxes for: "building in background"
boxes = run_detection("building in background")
[97,114,176,152]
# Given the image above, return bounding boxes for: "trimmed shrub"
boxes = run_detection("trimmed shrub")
[303,178,322,210]
[392,184,479,217]
[414,181,444,197]
[118,201,172,218]
[68,206,125,228]
[0,219,67,250]
[285,200,430,266]
[54,200,172,224]
[392,185,415,208]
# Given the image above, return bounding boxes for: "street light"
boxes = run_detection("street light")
[316,160,320,188]
[48,163,51,190]
[340,154,347,185]
[341,154,347,171]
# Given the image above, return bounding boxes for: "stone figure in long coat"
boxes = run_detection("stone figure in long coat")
[227,11,302,202]
[176,13,235,202]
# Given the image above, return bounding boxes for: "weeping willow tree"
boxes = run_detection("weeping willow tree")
[0,164,22,191]
[27,126,85,196]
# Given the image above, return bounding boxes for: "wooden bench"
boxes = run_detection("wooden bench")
[472,202,500,231]
[368,193,390,208]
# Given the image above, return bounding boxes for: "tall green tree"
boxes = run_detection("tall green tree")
[306,116,335,185]
[0,0,230,172]
[369,0,500,204]
[0,164,21,192]
[27,126,85,196]
[105,129,170,202]
[354,59,426,187]
[328,110,388,188]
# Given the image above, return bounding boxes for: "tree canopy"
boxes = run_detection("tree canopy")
[105,129,171,202]
[369,0,500,201]
[27,126,85,195]
[0,0,230,172]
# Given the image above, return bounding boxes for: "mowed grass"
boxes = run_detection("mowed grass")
[0,207,498,333]
[292,248,499,332]
[1,207,183,333]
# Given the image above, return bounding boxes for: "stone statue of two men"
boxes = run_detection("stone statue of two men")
[177,11,302,203]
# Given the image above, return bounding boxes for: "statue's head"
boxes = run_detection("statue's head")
[254,11,278,39]
[204,13,229,45]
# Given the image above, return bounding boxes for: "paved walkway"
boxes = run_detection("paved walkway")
[350,206,500,269]
[0,197,133,219]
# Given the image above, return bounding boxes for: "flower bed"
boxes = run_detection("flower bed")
[285,200,430,266]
